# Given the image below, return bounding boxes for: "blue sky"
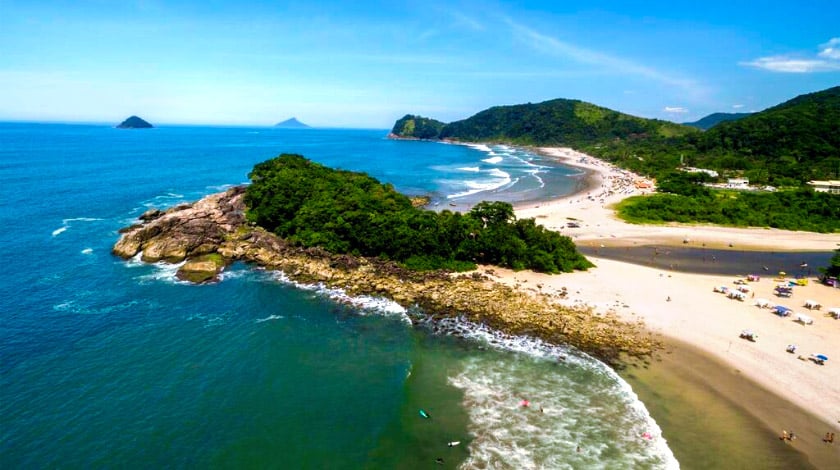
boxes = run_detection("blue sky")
[1,0,838,127]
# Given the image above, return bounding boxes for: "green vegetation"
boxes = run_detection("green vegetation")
[616,173,840,233]
[392,86,840,186]
[244,154,593,273]
[390,86,840,233]
[820,249,840,279]
[390,114,446,139]
[436,99,696,146]
[682,112,752,130]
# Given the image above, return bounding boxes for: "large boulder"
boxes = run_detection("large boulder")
[112,186,247,261]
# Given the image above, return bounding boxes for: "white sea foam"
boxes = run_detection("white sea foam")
[206,183,235,192]
[457,167,481,172]
[481,156,504,164]
[81,248,93,255]
[465,143,492,152]
[419,316,678,469]
[448,169,512,199]
[269,272,411,323]
[51,217,103,236]
[256,314,285,323]
[135,259,189,285]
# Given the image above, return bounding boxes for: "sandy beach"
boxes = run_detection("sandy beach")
[502,147,840,467]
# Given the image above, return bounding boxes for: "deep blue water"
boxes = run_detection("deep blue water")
[0,123,675,468]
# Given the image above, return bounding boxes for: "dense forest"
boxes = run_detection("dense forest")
[392,86,840,186]
[244,154,593,273]
[390,114,446,139]
[615,172,840,233]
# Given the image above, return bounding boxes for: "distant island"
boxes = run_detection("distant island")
[116,115,153,129]
[274,117,310,129]
[682,112,752,130]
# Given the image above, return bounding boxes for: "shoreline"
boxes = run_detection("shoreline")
[496,146,840,467]
[623,337,837,469]
[513,147,840,252]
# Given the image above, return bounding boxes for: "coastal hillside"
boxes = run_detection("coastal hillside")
[392,86,840,185]
[689,86,840,184]
[682,112,752,130]
[391,99,696,146]
[390,114,445,139]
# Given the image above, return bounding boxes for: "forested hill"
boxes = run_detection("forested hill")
[682,112,752,130]
[391,86,840,185]
[438,99,696,145]
[688,86,840,184]
[391,99,696,146]
[390,114,446,139]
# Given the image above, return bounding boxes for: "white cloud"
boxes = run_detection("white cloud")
[742,37,840,73]
[818,37,840,60]
[732,104,744,109]
[503,18,704,96]
[741,56,840,73]
[664,106,689,113]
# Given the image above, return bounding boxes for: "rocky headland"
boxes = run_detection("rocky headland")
[113,187,659,365]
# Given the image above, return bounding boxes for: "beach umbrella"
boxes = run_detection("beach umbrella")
[816,354,828,361]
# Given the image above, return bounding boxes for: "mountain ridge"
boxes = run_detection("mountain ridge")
[682,112,752,130]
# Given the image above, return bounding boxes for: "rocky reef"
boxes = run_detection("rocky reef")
[113,187,659,365]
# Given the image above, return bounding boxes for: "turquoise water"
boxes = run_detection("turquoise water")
[0,123,676,468]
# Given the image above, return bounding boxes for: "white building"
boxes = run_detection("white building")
[726,178,749,189]
[807,180,840,194]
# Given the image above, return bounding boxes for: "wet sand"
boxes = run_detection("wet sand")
[622,338,839,469]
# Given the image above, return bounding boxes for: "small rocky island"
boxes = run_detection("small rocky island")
[113,186,658,366]
[274,117,310,129]
[116,115,153,129]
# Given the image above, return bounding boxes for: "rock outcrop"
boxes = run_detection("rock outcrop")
[113,187,659,365]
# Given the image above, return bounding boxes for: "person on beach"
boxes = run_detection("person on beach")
[780,430,788,440]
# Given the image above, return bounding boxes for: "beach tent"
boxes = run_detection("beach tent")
[728,291,746,301]
[713,286,729,294]
[754,298,770,308]
[737,286,750,293]
[804,299,821,310]
[774,286,793,298]
[829,307,840,319]
[747,274,760,282]
[795,314,814,325]
[773,306,792,317]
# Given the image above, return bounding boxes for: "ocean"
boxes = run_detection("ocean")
[0,123,676,468]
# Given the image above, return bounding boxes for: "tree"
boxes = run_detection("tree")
[821,248,840,279]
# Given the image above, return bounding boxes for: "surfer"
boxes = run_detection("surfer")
[447,441,460,447]
[435,457,444,465]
